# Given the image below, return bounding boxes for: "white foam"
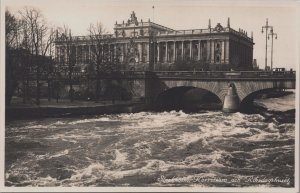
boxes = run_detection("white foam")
[112,149,128,165]
[26,124,57,129]
[133,141,152,156]
[68,117,112,125]
[54,121,65,125]
[49,149,69,158]
[70,162,105,181]
[177,132,204,145]
[33,175,58,186]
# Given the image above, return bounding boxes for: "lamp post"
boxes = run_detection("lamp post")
[268,28,277,71]
[261,18,273,71]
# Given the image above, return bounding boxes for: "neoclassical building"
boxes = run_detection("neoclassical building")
[55,11,254,71]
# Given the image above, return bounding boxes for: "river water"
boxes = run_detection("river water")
[5,93,295,187]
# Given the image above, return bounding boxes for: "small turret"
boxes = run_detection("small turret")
[227,17,230,28]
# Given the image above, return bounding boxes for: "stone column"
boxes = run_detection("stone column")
[157,42,160,63]
[222,41,225,63]
[138,43,142,62]
[121,43,124,63]
[165,42,168,63]
[141,43,144,63]
[225,39,229,63]
[114,44,117,62]
[119,44,121,63]
[82,45,85,63]
[173,41,176,62]
[211,40,215,63]
[181,41,184,60]
[66,46,69,64]
[66,45,69,64]
[198,40,201,61]
[75,46,78,64]
[146,43,149,63]
[190,40,192,59]
[57,46,60,64]
[207,40,211,63]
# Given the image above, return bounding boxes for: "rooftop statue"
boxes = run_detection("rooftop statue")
[127,11,138,25]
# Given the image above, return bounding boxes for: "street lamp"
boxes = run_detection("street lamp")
[261,18,273,71]
[268,28,277,71]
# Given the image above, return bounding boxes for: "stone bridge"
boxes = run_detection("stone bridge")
[107,70,296,112]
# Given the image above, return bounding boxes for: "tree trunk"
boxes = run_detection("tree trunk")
[95,67,100,103]
[69,72,74,103]
[36,67,40,106]
[5,53,14,106]
[22,77,26,104]
[95,79,100,103]
[26,75,29,101]
[47,78,51,102]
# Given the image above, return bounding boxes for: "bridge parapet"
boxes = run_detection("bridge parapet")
[105,70,296,80]
[149,71,296,80]
[26,70,296,81]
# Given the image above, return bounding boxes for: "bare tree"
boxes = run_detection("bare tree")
[56,25,76,102]
[19,7,55,105]
[5,10,23,105]
[88,22,115,102]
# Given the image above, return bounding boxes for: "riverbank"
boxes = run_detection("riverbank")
[6,98,146,121]
[6,90,295,122]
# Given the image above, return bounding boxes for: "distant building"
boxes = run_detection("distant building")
[54,11,254,71]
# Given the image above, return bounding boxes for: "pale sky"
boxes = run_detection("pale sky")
[4,0,299,70]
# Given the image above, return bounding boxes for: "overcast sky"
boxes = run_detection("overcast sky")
[4,0,299,70]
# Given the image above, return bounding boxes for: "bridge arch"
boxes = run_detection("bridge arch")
[159,80,228,103]
[239,88,279,111]
[234,80,295,103]
[154,86,222,111]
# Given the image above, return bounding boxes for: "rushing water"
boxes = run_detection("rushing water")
[5,95,295,187]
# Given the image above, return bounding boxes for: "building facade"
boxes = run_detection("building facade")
[54,11,254,71]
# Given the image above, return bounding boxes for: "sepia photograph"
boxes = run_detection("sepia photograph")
[1,0,299,191]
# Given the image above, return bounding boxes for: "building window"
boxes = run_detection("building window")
[216,43,220,50]
[140,29,144,36]
[216,55,220,63]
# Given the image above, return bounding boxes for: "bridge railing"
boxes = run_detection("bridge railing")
[26,70,296,81]
[146,70,296,79]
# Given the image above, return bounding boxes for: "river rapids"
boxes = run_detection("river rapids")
[5,94,295,187]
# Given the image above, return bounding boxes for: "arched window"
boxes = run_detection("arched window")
[216,55,220,63]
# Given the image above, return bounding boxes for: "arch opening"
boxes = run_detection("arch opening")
[155,86,222,112]
[240,88,291,113]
